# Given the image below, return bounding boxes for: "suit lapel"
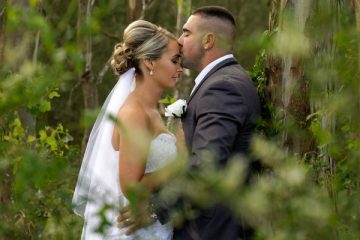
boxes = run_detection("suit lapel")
[187,58,238,104]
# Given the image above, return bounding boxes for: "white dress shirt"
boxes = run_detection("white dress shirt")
[190,54,234,96]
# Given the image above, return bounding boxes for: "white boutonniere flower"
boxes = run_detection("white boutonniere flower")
[164,99,187,118]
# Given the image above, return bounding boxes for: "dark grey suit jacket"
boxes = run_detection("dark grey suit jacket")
[176,58,260,240]
[157,57,261,240]
[182,57,260,168]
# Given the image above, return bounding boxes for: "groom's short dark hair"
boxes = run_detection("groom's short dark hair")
[193,6,236,27]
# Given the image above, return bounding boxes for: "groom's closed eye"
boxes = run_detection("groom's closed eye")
[183,31,190,37]
[181,28,191,37]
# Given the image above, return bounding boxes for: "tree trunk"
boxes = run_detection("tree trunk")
[78,0,98,154]
[265,0,285,150]
[0,2,6,62]
[354,0,360,139]
[285,0,312,154]
[354,0,360,69]
[175,0,192,100]
[4,0,37,133]
[18,0,44,136]
[266,0,284,116]
[0,2,11,205]
[0,0,39,204]
[266,0,313,155]
[127,0,157,22]
[128,0,142,22]
[311,0,338,171]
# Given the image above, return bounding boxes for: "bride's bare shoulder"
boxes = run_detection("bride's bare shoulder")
[112,97,150,150]
[117,97,149,126]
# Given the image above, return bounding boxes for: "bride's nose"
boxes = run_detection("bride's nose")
[177,66,183,73]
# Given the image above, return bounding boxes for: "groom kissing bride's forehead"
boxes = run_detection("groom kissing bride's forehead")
[155,5,261,240]
[73,5,261,240]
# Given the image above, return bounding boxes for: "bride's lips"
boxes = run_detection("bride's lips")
[172,76,180,82]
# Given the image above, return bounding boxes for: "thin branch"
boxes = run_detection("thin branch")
[0,7,5,18]
[67,81,81,109]
[140,0,157,19]
[32,31,40,64]
[97,57,112,85]
[101,30,121,41]
[0,7,6,62]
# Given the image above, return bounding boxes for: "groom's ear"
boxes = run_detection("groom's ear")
[202,32,215,50]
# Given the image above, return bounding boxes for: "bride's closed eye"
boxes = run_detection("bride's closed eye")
[171,56,181,64]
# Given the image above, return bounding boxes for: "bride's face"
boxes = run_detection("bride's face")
[152,39,183,89]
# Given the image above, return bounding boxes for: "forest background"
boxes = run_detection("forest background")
[1,0,359,239]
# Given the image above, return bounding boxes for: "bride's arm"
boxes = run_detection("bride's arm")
[117,106,152,199]
[139,154,186,192]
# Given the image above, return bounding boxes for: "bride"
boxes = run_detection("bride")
[72,20,183,239]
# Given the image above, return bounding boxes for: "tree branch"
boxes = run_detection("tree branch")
[97,56,112,85]
[0,7,5,18]
[101,30,121,41]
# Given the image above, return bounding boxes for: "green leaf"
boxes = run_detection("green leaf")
[159,96,177,104]
[39,101,51,112]
[39,130,47,141]
[27,135,36,143]
[30,0,39,7]
[48,91,60,99]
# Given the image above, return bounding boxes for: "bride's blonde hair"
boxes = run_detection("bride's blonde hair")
[111,20,176,75]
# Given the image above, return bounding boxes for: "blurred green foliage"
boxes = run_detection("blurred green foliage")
[1,113,82,239]
[1,0,359,240]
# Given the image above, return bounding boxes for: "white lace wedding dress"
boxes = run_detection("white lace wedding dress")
[81,133,177,240]
[73,69,177,240]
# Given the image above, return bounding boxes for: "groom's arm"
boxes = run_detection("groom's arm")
[191,78,248,167]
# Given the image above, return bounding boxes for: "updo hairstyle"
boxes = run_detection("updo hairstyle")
[111,20,176,75]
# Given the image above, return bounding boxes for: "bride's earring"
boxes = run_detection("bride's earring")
[150,70,153,76]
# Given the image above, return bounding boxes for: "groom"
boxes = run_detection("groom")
[119,6,261,240]
[164,6,260,240]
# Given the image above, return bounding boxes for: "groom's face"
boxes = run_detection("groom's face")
[178,15,205,72]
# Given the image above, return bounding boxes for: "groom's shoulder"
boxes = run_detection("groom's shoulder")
[211,63,251,85]
[203,64,258,100]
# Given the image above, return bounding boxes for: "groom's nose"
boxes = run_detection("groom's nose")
[178,35,184,45]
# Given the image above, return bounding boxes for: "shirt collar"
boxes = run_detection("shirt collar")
[193,54,234,87]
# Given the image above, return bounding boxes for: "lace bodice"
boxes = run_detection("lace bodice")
[145,133,177,173]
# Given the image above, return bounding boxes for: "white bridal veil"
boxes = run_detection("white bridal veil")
[72,68,135,223]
